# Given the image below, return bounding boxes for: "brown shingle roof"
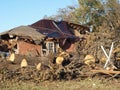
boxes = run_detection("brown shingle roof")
[30,19,90,39]
[30,19,75,39]
[0,26,45,41]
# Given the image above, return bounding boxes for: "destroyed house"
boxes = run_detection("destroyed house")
[0,19,89,56]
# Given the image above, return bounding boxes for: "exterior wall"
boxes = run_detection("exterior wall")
[17,41,41,56]
[17,40,76,56]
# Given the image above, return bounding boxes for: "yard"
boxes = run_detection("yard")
[0,78,120,90]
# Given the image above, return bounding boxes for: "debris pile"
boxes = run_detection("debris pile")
[0,26,120,83]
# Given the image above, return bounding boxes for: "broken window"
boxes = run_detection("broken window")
[42,41,59,56]
[47,42,54,53]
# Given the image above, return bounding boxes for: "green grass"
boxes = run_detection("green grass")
[0,78,120,90]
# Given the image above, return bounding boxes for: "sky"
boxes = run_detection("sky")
[0,0,78,33]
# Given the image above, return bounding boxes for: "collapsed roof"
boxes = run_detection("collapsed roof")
[30,19,89,39]
[0,19,90,42]
[0,26,45,41]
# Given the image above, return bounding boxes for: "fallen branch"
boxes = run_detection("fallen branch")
[91,69,120,75]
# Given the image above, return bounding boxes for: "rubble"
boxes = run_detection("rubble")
[20,58,28,68]
[36,63,42,70]
[84,54,96,67]
[7,53,15,62]
[0,19,120,83]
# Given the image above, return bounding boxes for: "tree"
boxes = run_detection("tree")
[46,0,120,33]
[104,0,120,38]
[76,0,105,25]
[47,6,78,23]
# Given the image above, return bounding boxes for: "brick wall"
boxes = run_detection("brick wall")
[17,41,41,56]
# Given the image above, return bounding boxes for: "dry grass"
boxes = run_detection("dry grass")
[0,78,120,90]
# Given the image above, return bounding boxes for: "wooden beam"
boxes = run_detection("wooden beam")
[91,69,120,75]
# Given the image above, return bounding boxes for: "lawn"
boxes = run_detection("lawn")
[0,78,120,90]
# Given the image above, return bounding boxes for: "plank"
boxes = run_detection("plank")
[91,70,120,75]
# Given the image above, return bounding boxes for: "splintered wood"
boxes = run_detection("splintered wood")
[36,63,41,70]
[8,53,15,62]
[21,58,28,68]
[91,69,120,77]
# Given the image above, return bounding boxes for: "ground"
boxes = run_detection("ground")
[0,78,120,90]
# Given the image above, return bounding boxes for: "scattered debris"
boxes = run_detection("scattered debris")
[84,54,96,67]
[21,58,28,68]
[0,19,120,83]
[56,56,64,65]
[36,63,42,70]
[7,53,15,62]
[91,69,120,78]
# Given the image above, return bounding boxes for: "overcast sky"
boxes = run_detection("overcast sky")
[0,0,78,32]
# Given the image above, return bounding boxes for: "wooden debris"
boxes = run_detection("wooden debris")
[113,48,120,53]
[56,56,64,65]
[106,67,113,71]
[36,63,41,70]
[91,69,120,75]
[21,58,28,68]
[116,58,120,60]
[8,53,15,62]
[59,51,70,58]
[56,51,70,65]
[84,54,95,66]
[74,30,82,37]
[100,56,107,63]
